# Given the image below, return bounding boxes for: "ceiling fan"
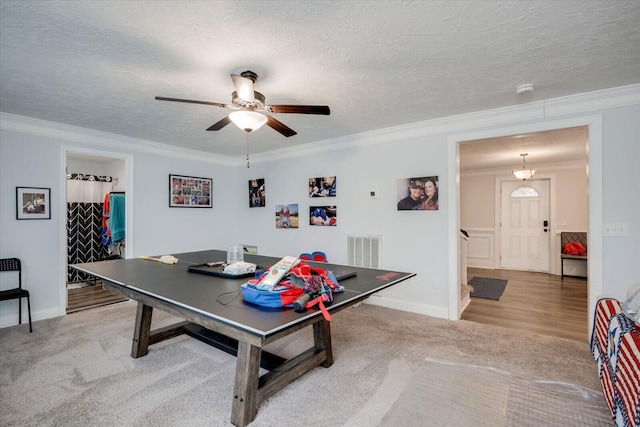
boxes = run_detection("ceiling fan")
[155,70,330,137]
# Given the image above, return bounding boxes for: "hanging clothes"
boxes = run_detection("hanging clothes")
[101,192,112,248]
[109,193,126,244]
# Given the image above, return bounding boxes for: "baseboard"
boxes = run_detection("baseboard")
[364,296,449,319]
[0,306,63,329]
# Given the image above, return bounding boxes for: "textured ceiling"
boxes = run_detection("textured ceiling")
[1,1,639,166]
[459,126,588,171]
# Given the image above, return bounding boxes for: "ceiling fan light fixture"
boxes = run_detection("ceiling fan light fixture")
[512,153,535,180]
[229,111,267,132]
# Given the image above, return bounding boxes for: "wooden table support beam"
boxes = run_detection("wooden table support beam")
[231,341,261,427]
[131,303,153,358]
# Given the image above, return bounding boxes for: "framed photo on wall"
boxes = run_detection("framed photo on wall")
[275,204,299,229]
[397,176,439,211]
[169,174,212,207]
[249,178,265,207]
[310,206,337,226]
[308,176,336,197]
[16,187,51,219]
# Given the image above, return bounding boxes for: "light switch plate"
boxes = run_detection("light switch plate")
[604,222,629,237]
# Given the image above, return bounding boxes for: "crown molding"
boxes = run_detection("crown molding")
[247,83,640,165]
[544,83,640,117]
[0,112,234,166]
[242,102,546,166]
[3,83,639,167]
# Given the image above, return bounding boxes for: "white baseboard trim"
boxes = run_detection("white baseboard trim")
[364,296,449,319]
[0,306,63,329]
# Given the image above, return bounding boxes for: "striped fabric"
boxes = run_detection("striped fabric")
[591,298,640,427]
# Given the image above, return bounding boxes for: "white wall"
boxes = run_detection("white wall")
[1,84,639,328]
[235,135,451,317]
[0,126,237,326]
[600,105,640,294]
[1,132,63,322]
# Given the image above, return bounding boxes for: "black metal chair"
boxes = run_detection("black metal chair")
[0,258,32,332]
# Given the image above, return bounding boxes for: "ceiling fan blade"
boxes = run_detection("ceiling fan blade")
[267,105,330,115]
[231,74,255,102]
[265,115,297,137]
[155,96,228,108]
[206,116,232,131]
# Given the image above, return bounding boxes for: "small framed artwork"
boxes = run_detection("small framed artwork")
[397,176,439,211]
[16,187,51,220]
[309,176,336,197]
[275,204,299,229]
[169,174,212,207]
[310,206,337,226]
[249,178,265,207]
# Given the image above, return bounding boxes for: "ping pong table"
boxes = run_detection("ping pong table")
[72,250,415,426]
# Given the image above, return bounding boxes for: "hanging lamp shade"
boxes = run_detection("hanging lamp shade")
[513,153,535,181]
[229,111,267,132]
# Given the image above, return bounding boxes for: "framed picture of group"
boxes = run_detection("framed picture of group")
[169,174,212,207]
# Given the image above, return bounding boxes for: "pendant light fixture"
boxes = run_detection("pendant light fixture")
[513,153,535,181]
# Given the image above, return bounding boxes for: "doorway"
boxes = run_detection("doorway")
[449,118,599,339]
[62,148,133,313]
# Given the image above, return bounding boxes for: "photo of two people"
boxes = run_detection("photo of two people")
[309,176,336,197]
[397,176,439,211]
[275,204,299,228]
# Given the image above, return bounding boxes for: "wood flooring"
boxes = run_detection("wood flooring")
[461,267,589,343]
[67,281,128,313]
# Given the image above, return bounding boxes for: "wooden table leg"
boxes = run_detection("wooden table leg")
[313,319,333,367]
[131,303,153,358]
[231,340,261,427]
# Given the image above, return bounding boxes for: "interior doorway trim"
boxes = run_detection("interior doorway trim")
[447,115,603,336]
[59,146,134,315]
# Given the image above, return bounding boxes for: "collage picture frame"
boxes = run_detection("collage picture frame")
[169,174,212,208]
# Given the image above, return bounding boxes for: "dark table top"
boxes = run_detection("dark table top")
[72,250,415,338]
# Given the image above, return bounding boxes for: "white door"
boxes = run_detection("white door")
[500,179,550,272]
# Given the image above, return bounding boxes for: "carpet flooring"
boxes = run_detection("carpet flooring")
[379,358,609,426]
[469,276,508,300]
[0,300,608,426]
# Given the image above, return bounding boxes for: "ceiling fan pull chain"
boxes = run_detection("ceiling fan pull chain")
[246,133,250,168]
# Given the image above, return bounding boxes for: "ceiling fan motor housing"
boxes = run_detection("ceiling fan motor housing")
[240,70,258,83]
[232,91,266,110]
